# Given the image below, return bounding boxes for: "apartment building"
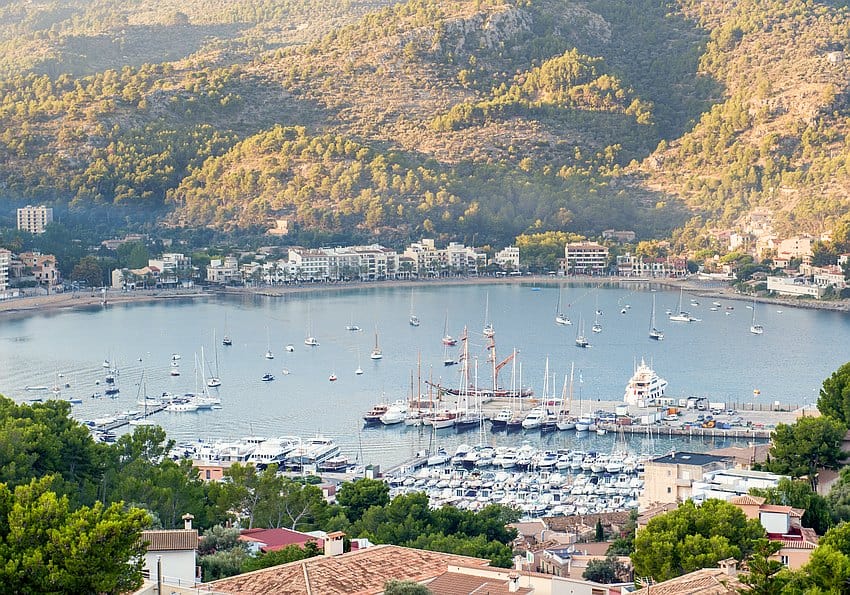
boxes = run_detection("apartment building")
[639,451,732,508]
[564,242,609,275]
[494,245,520,270]
[16,205,53,234]
[0,249,10,293]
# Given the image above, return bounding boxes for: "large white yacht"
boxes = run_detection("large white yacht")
[623,359,668,407]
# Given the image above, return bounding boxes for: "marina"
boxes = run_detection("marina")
[0,282,845,469]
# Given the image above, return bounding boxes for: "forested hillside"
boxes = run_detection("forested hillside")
[1,0,848,246]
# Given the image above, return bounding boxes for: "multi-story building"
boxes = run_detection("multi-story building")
[616,253,688,278]
[16,205,53,234]
[19,251,61,287]
[0,249,10,293]
[288,245,400,281]
[206,257,241,285]
[148,253,193,287]
[564,242,609,275]
[777,235,815,263]
[445,242,484,275]
[403,239,442,277]
[639,451,732,508]
[766,276,825,298]
[494,246,520,271]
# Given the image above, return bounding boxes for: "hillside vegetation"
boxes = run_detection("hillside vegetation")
[0,0,848,246]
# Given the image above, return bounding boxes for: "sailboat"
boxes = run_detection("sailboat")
[304,305,319,346]
[355,349,364,375]
[264,328,275,359]
[222,313,233,346]
[207,331,222,386]
[669,287,699,322]
[482,293,495,338]
[346,311,361,332]
[441,311,457,346]
[649,294,664,341]
[750,298,764,334]
[556,363,577,430]
[575,316,589,348]
[408,291,420,327]
[591,293,602,333]
[442,340,457,366]
[370,326,383,360]
[555,286,571,326]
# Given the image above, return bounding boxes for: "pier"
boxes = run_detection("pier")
[91,402,168,433]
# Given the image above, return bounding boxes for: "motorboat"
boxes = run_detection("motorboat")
[261,373,275,382]
[284,436,340,468]
[285,344,295,352]
[521,408,545,430]
[363,403,389,424]
[490,407,513,429]
[380,400,408,425]
[328,373,338,382]
[623,359,668,407]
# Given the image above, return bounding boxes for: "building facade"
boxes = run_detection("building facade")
[0,248,10,293]
[767,276,825,298]
[494,246,520,270]
[206,257,241,285]
[564,242,609,275]
[639,452,732,508]
[17,205,53,234]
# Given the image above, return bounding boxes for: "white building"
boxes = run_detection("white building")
[564,242,609,275]
[149,253,193,287]
[17,205,53,234]
[494,246,520,270]
[207,256,241,285]
[445,242,484,275]
[777,235,815,263]
[0,248,10,293]
[287,245,399,281]
[691,468,784,503]
[141,515,198,587]
[403,239,442,277]
[766,276,825,298]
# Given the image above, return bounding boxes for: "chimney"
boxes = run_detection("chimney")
[324,531,345,557]
[508,572,520,593]
[182,513,194,531]
[718,558,738,577]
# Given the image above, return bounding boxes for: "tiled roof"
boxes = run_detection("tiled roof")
[760,504,793,514]
[204,544,491,594]
[142,529,198,552]
[729,495,765,506]
[239,528,320,552]
[646,568,744,594]
[425,571,532,595]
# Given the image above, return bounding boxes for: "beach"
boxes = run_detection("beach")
[1,275,848,316]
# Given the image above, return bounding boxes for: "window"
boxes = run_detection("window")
[780,555,789,566]
[667,487,672,494]
[205,470,211,480]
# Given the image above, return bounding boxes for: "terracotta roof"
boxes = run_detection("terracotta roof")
[142,529,198,551]
[239,528,320,552]
[204,544,491,594]
[760,504,793,514]
[729,495,766,506]
[425,571,531,595]
[646,568,744,594]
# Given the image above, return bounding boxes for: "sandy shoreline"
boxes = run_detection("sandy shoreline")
[1,275,848,316]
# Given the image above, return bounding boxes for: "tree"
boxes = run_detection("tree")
[608,509,638,555]
[632,499,764,582]
[583,554,630,583]
[337,478,390,522]
[827,467,850,523]
[749,478,832,534]
[71,255,104,287]
[383,579,432,594]
[736,539,789,594]
[764,416,846,488]
[818,361,850,425]
[595,518,605,541]
[0,476,149,594]
[791,522,850,592]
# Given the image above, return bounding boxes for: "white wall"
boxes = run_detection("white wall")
[143,550,197,587]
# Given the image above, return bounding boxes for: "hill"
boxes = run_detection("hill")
[1,0,848,246]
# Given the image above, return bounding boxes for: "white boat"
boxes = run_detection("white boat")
[575,416,594,432]
[355,349,364,375]
[285,344,295,352]
[206,342,222,387]
[248,436,300,467]
[265,328,274,359]
[346,312,361,332]
[623,358,668,406]
[328,373,338,382]
[750,298,764,334]
[649,294,664,341]
[669,288,700,322]
[222,313,233,346]
[441,311,457,346]
[304,305,319,346]
[575,316,589,348]
[482,293,495,338]
[409,291,420,327]
[521,407,546,430]
[285,436,340,467]
[380,400,408,425]
[555,286,571,326]
[427,447,449,466]
[370,327,383,360]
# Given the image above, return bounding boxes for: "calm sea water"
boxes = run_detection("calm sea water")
[1,282,847,467]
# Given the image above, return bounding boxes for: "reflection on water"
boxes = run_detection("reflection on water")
[0,283,846,467]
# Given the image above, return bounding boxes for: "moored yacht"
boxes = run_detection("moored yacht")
[623,359,668,407]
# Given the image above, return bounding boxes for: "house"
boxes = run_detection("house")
[690,468,784,503]
[17,205,53,234]
[495,245,521,270]
[238,527,322,554]
[729,495,818,569]
[0,248,10,293]
[639,452,732,508]
[141,514,199,588]
[640,559,743,594]
[203,544,494,594]
[766,276,825,298]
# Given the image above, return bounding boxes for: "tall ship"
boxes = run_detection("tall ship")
[623,359,668,407]
[425,329,533,400]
